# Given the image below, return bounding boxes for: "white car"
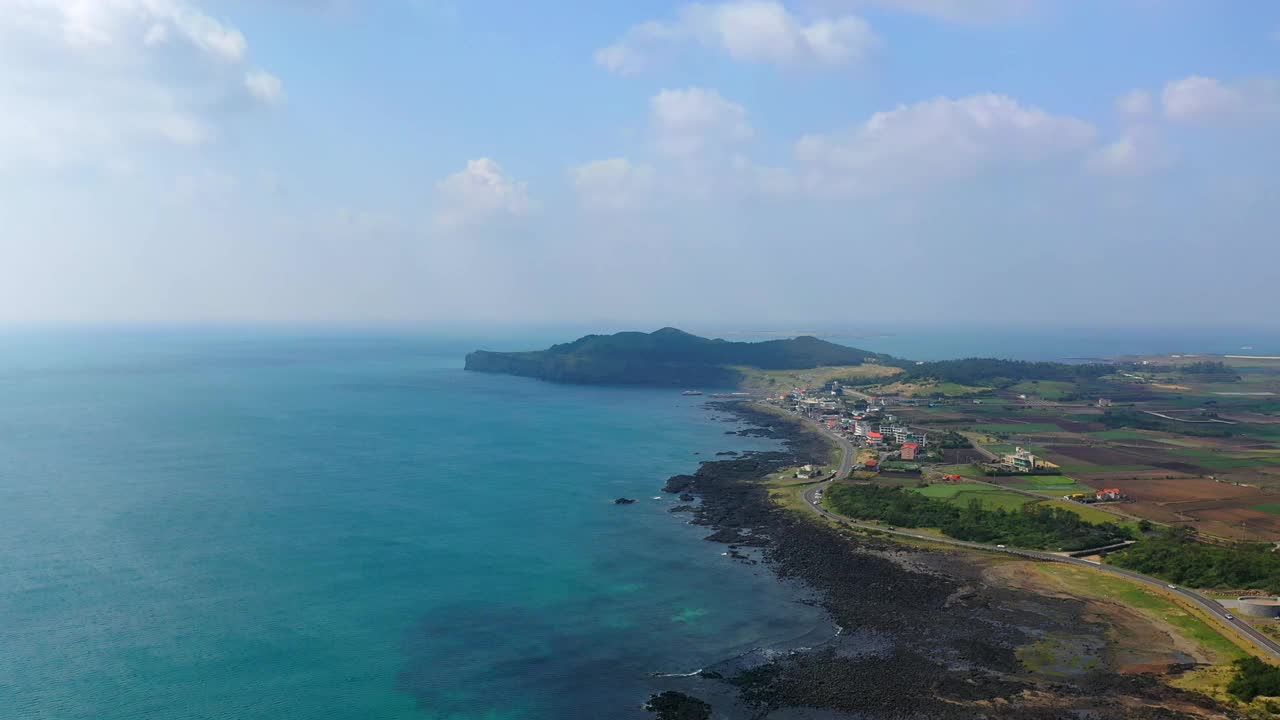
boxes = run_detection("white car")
[1167,584,1177,590]
[1225,613,1235,620]
[995,544,1006,549]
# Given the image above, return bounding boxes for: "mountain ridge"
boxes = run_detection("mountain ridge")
[464,328,893,387]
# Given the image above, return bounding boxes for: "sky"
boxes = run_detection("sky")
[0,0,1277,331]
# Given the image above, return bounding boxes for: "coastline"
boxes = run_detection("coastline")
[647,402,1238,719]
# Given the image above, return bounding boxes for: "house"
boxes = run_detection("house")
[864,459,879,470]
[900,442,919,460]
[882,424,910,444]
[1000,447,1041,473]
[1096,488,1124,502]
[796,464,819,479]
[867,431,884,446]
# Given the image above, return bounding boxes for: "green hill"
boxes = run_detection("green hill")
[464,328,892,387]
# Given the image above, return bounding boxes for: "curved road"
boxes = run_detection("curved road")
[792,414,1280,659]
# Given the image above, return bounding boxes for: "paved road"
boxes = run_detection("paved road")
[792,416,1280,660]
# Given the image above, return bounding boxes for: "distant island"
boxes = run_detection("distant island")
[463,327,892,387]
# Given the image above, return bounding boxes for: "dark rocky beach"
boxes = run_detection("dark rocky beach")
[649,403,1239,719]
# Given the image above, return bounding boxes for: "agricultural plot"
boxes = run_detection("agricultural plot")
[1002,475,1091,495]
[1038,499,1136,527]
[1089,429,1159,441]
[1172,448,1280,470]
[910,482,1033,511]
[969,423,1064,434]
[1090,477,1280,540]
[1009,380,1076,400]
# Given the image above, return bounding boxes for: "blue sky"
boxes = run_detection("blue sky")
[1,0,1277,329]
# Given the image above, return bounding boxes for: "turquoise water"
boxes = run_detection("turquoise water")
[0,331,829,719]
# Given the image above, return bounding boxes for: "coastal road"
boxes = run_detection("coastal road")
[786,418,1280,660]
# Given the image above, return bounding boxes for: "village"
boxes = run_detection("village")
[771,383,1130,506]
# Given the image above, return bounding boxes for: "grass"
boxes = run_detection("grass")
[1037,499,1140,528]
[1089,429,1159,440]
[934,464,984,478]
[968,423,1063,434]
[869,474,925,487]
[1173,449,1278,470]
[736,364,901,392]
[1009,380,1077,401]
[910,482,1033,511]
[1056,463,1155,474]
[1017,633,1103,677]
[1036,564,1248,662]
[1252,504,1280,516]
[867,380,991,398]
[1006,475,1090,494]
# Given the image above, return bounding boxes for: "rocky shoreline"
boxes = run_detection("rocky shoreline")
[648,402,1238,719]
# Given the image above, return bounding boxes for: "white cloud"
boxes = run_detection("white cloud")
[795,94,1096,194]
[1162,75,1280,124]
[0,1,279,171]
[245,69,285,105]
[652,87,754,157]
[596,1,880,75]
[434,158,536,229]
[1086,126,1174,177]
[570,158,656,211]
[1115,88,1153,117]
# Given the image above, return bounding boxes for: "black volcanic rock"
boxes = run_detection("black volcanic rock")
[662,475,696,494]
[613,497,637,505]
[644,691,712,720]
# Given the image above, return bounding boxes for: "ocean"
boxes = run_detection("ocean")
[0,330,828,720]
[5,325,1276,719]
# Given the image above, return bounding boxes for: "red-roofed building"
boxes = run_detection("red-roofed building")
[864,459,878,469]
[867,432,884,446]
[900,442,920,460]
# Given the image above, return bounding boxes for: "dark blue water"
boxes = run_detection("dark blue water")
[0,331,829,719]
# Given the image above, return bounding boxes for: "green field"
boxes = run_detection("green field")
[1172,449,1278,470]
[1007,476,1091,494]
[935,464,983,478]
[970,423,1063,434]
[1010,380,1076,401]
[1055,463,1155,474]
[1037,565,1246,662]
[911,482,1033,511]
[1088,429,1158,441]
[1038,499,1138,527]
[869,474,922,487]
[1252,503,1280,516]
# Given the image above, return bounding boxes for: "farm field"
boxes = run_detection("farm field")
[1000,475,1091,494]
[968,423,1064,434]
[1009,380,1076,400]
[1090,477,1280,540]
[737,363,902,392]
[909,482,1032,511]
[883,353,1280,539]
[1038,499,1137,527]
[867,380,990,398]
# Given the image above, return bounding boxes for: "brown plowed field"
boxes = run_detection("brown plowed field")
[1102,478,1253,503]
[1089,477,1280,540]
[1045,444,1170,467]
